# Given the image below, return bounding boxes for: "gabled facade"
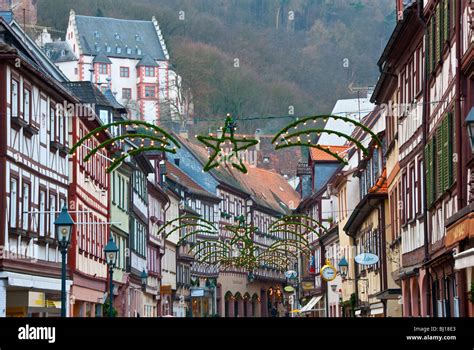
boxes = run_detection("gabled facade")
[0,17,73,317]
[422,0,465,318]
[65,81,115,317]
[371,2,423,317]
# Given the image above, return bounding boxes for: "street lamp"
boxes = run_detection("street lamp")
[465,108,474,153]
[54,206,74,318]
[141,269,148,290]
[338,256,349,280]
[104,236,119,317]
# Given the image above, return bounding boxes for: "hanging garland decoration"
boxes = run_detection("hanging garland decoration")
[196,114,259,174]
[272,115,382,165]
[156,214,324,273]
[69,120,181,173]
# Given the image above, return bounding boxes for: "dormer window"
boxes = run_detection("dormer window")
[94,31,100,38]
[135,34,141,42]
[126,47,132,55]
[60,50,66,57]
[106,45,111,53]
[136,47,142,55]
[114,33,120,40]
[145,66,155,77]
[116,46,122,54]
[95,44,100,52]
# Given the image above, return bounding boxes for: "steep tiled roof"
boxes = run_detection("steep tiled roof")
[93,51,112,64]
[44,41,77,63]
[63,81,112,107]
[74,14,166,60]
[368,168,388,194]
[137,54,159,67]
[230,166,300,215]
[165,161,220,201]
[309,145,350,162]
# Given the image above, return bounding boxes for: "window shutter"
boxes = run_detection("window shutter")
[435,4,441,63]
[442,115,449,192]
[443,0,450,41]
[436,126,443,199]
[425,141,433,207]
[431,19,436,72]
[447,111,454,187]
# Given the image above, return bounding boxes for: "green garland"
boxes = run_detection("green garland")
[272,115,382,164]
[69,120,180,173]
[196,114,259,174]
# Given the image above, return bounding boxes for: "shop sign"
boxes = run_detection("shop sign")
[445,213,473,247]
[355,253,379,266]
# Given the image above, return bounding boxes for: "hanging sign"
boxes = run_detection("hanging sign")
[354,253,379,266]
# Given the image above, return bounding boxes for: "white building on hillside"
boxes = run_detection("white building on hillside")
[41,10,190,124]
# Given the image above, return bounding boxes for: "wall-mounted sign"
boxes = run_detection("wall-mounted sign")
[320,260,337,282]
[285,270,298,279]
[284,286,295,293]
[297,162,312,176]
[354,253,379,266]
[302,281,314,290]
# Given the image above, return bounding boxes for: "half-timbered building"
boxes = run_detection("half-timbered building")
[0,17,73,317]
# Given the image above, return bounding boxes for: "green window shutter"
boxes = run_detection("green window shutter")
[442,115,449,192]
[435,4,441,63]
[431,19,436,72]
[425,142,432,207]
[436,126,443,198]
[443,0,450,41]
[447,111,454,187]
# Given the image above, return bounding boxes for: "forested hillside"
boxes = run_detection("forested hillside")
[38,0,395,133]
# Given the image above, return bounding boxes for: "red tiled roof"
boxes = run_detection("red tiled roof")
[309,145,350,162]
[368,168,388,194]
[230,166,301,214]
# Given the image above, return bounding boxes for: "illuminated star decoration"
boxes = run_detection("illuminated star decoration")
[196,114,259,174]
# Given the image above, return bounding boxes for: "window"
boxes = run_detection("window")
[11,79,19,118]
[23,88,31,123]
[9,178,18,227]
[39,189,46,236]
[49,194,56,237]
[120,67,130,78]
[98,64,107,75]
[126,47,132,55]
[144,85,156,98]
[137,48,142,55]
[106,45,111,53]
[116,46,122,54]
[122,88,132,100]
[22,182,30,231]
[50,105,56,142]
[145,66,155,77]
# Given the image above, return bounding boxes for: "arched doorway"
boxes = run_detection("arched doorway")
[251,294,259,317]
[234,292,242,317]
[224,292,233,318]
[243,293,251,317]
[411,278,421,316]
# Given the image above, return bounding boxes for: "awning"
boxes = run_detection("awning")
[370,302,384,315]
[300,295,322,313]
[454,248,474,270]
